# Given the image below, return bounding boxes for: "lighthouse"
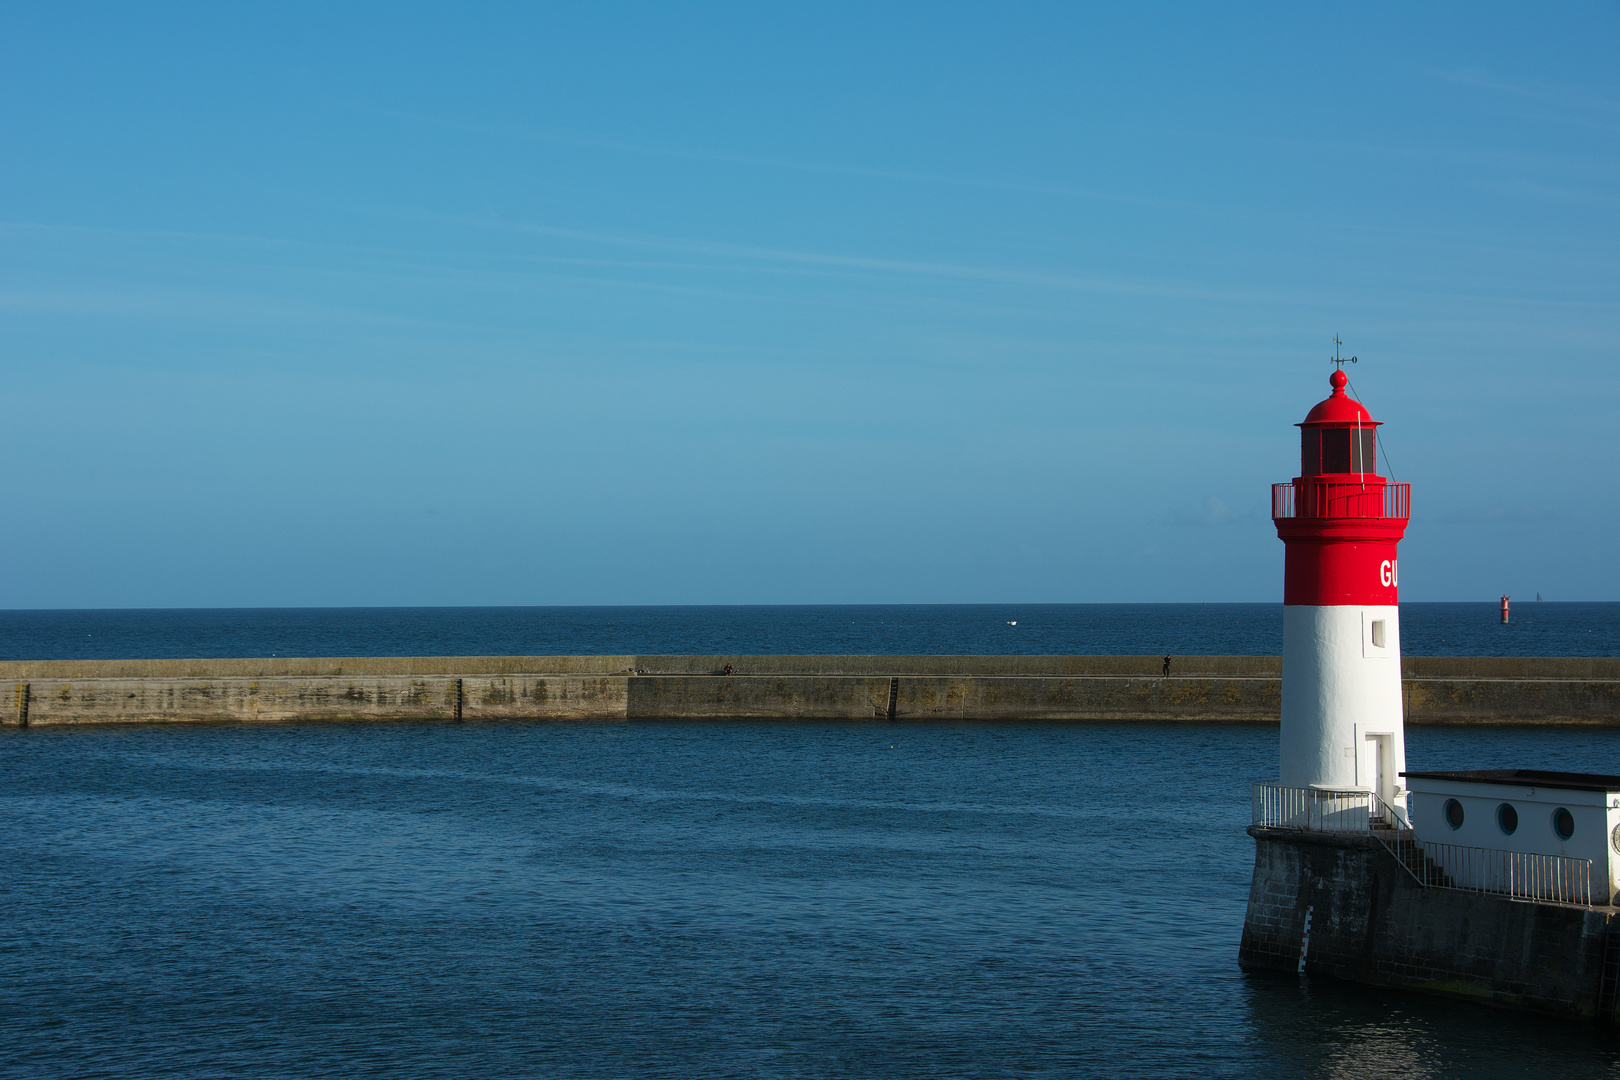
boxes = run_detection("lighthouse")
[1272,364,1411,812]
[1243,358,1620,1014]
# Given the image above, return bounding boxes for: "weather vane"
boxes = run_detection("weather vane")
[1331,334,1358,370]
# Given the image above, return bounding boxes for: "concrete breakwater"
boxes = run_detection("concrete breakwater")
[2,654,1616,726]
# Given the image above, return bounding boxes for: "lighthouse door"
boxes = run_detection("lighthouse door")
[1366,733,1394,807]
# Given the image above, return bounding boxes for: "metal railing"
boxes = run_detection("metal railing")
[1414,841,1593,906]
[1272,481,1410,521]
[1252,783,1596,906]
[1252,782,1378,833]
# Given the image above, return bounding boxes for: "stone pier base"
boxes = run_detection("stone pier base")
[1239,826,1616,1018]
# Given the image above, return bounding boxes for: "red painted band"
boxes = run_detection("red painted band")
[1277,520,1408,606]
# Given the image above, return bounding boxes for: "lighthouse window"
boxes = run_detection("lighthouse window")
[1444,799,1464,829]
[1321,428,1352,473]
[1352,428,1377,474]
[1553,808,1575,840]
[1497,803,1519,835]
[1301,428,1378,475]
[1370,620,1386,648]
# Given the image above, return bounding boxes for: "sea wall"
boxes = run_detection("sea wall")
[1238,827,1614,1018]
[6,674,630,725]
[624,672,1282,721]
[0,655,1614,726]
[0,654,1284,680]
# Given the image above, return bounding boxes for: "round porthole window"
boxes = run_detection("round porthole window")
[1554,808,1575,840]
[1610,823,1620,854]
[1444,799,1465,829]
[1497,803,1519,835]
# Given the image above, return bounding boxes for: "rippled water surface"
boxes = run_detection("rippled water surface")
[6,721,1620,1078]
[0,601,1615,660]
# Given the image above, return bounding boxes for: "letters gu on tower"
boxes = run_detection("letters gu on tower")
[1271,369,1411,816]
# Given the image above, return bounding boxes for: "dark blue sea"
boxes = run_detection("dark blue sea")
[0,602,1615,660]
[4,604,1620,1077]
[6,721,1620,1078]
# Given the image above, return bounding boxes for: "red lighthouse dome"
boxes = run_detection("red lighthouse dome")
[1303,369,1375,422]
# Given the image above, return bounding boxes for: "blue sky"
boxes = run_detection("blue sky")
[2,3,1616,606]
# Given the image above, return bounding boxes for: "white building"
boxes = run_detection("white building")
[1403,769,1620,904]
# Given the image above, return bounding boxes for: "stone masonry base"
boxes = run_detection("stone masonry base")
[1238,826,1616,1018]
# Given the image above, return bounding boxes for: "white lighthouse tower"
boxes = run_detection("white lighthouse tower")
[1272,361,1411,813]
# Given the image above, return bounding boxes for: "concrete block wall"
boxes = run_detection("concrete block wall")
[8,674,631,725]
[1239,827,1613,1017]
[893,675,1281,721]
[1403,657,1620,680]
[0,655,1614,726]
[0,655,642,680]
[626,676,896,720]
[1404,676,1620,726]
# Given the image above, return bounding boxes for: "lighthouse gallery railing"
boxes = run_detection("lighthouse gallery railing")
[1272,481,1410,520]
[1252,783,1594,906]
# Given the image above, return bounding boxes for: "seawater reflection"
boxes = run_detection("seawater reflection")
[1243,973,1620,1079]
[3,720,1620,1078]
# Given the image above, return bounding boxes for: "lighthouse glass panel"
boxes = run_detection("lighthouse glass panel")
[1302,427,1377,475]
[1320,429,1352,473]
[1352,428,1377,473]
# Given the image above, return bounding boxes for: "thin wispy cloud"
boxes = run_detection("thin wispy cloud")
[1429,67,1620,132]
[327,97,1177,210]
[386,208,1271,303]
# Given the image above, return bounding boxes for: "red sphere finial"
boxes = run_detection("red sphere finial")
[1329,370,1348,392]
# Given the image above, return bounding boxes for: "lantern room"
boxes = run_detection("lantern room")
[1299,369,1379,476]
[1274,369,1407,524]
